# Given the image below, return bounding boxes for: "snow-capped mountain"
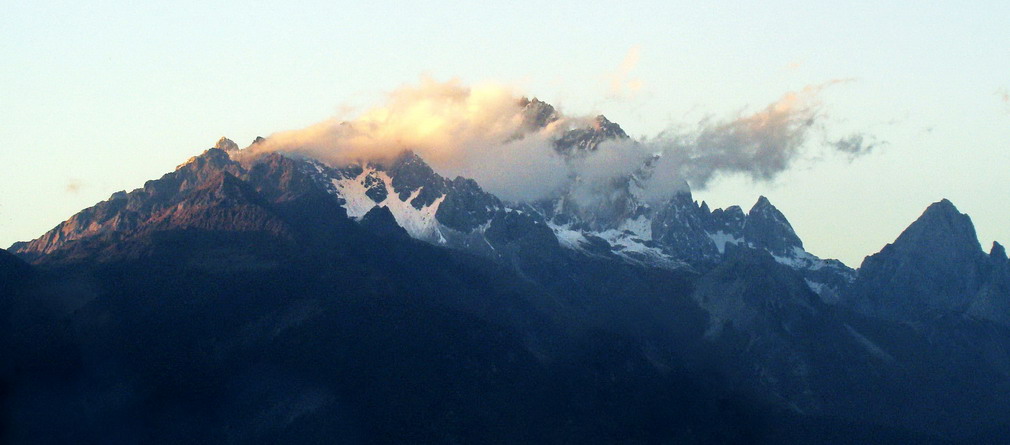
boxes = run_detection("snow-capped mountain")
[301,141,852,297]
[7,105,1010,443]
[12,105,854,301]
[271,111,855,298]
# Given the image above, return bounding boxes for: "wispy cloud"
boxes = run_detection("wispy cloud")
[65,178,84,194]
[831,134,881,159]
[606,46,643,99]
[640,79,875,201]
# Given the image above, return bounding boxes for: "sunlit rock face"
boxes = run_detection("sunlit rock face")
[12,103,856,301]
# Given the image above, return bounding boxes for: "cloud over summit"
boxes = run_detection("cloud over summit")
[238,77,874,204]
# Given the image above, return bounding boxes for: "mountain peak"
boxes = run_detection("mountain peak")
[992,241,1008,263]
[591,115,628,139]
[852,199,989,319]
[360,205,409,238]
[894,199,980,253]
[922,198,958,217]
[554,114,629,154]
[743,196,803,254]
[519,96,559,129]
[214,137,239,152]
[385,151,447,208]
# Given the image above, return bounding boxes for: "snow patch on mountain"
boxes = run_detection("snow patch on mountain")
[331,166,447,240]
[619,215,653,240]
[549,223,590,249]
[708,231,742,254]
[772,246,826,270]
[804,279,826,295]
[598,216,662,256]
[844,324,896,363]
[548,217,687,269]
[381,184,446,240]
[332,168,378,219]
[306,150,852,283]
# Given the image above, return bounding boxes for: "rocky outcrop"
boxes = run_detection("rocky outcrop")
[743,196,804,256]
[850,199,1004,321]
[359,206,409,239]
[554,115,629,154]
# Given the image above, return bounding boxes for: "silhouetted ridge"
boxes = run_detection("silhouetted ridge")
[851,199,991,319]
[743,196,803,255]
[0,248,33,293]
[360,206,409,238]
[6,136,1010,442]
[991,241,1007,263]
[894,198,980,252]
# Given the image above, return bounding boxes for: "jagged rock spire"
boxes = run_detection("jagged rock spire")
[851,199,990,320]
[214,137,239,152]
[743,196,803,254]
[990,241,1007,264]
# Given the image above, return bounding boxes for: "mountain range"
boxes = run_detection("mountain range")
[3,101,1010,443]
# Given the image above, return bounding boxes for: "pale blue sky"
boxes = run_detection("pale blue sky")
[2,1,1008,266]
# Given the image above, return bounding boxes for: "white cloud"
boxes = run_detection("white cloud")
[606,46,644,99]
[235,77,874,205]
